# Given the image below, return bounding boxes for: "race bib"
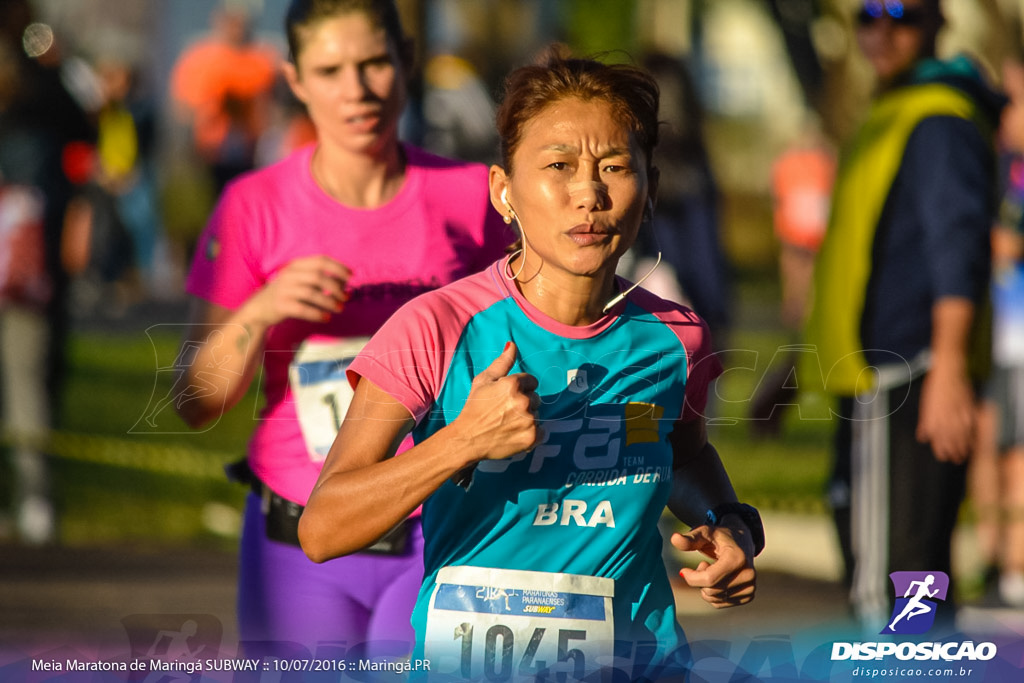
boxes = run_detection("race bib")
[288,337,369,462]
[424,565,614,681]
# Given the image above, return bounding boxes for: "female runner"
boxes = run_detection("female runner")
[172,0,510,658]
[300,50,760,680]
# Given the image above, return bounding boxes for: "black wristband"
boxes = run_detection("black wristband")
[705,502,765,557]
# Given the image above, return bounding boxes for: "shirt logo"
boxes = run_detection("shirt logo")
[882,571,949,635]
[476,586,515,611]
[567,368,588,393]
[204,237,220,261]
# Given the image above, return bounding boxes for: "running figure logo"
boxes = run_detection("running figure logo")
[882,571,950,635]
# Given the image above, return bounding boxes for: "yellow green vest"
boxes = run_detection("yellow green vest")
[802,82,985,396]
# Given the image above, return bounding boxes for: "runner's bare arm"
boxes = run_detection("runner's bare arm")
[666,417,757,608]
[664,418,738,526]
[170,299,267,428]
[174,255,351,428]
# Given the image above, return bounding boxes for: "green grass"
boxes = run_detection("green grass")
[60,329,263,451]
[706,324,835,513]
[3,328,255,548]
[54,460,243,548]
[2,287,837,546]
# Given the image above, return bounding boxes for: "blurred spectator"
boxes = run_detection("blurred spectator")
[803,0,1003,631]
[0,0,95,544]
[254,76,316,168]
[748,120,835,438]
[969,53,1024,608]
[627,51,732,345]
[95,54,161,293]
[65,52,162,315]
[421,52,497,163]
[169,1,280,193]
[770,121,835,331]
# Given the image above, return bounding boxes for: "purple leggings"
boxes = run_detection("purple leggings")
[237,493,423,659]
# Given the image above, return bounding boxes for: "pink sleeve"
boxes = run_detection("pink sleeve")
[347,274,497,424]
[185,184,264,308]
[680,315,723,422]
[634,288,723,423]
[444,157,514,271]
[347,296,450,423]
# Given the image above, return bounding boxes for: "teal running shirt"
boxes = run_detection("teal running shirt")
[349,260,722,680]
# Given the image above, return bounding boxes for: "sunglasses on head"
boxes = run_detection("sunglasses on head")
[856,1,928,28]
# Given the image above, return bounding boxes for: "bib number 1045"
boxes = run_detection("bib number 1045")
[455,623,586,681]
[424,567,614,682]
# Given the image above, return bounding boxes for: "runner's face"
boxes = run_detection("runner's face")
[286,12,406,158]
[493,97,651,281]
[855,0,932,84]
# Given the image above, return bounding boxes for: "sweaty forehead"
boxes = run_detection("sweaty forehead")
[520,99,635,153]
[295,12,390,58]
[539,143,634,159]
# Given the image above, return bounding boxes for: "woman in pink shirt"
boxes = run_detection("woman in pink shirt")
[170,0,509,660]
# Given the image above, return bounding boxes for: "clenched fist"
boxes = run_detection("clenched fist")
[454,341,542,462]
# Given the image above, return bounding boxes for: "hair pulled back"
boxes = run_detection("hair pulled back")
[495,46,660,175]
[285,0,406,63]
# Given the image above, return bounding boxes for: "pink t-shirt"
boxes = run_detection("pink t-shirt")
[186,143,512,503]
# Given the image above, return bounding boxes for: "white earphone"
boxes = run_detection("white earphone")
[603,194,661,314]
[501,187,518,222]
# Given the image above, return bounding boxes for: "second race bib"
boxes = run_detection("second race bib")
[288,337,369,462]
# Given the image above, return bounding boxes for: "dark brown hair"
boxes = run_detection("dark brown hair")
[494,46,660,175]
[285,0,408,64]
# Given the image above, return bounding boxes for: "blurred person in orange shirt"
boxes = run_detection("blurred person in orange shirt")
[170,2,280,192]
[771,123,835,331]
[748,122,836,439]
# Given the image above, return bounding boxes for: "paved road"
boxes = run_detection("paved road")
[2,541,1022,680]
[0,540,849,650]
